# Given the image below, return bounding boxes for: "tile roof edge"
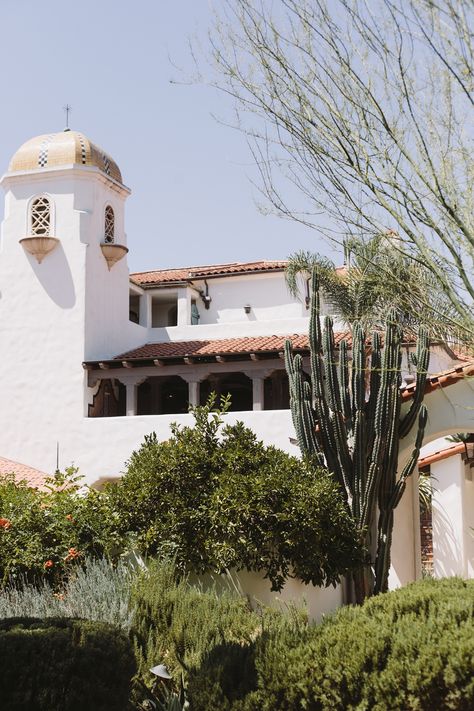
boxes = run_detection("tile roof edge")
[129,260,288,278]
[418,442,466,468]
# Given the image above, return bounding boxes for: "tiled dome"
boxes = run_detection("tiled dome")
[9,129,122,184]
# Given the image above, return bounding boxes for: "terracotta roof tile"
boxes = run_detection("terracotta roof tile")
[0,457,48,490]
[114,333,351,362]
[401,360,474,401]
[418,442,467,468]
[130,261,288,286]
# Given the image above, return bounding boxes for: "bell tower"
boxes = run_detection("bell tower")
[0,129,131,469]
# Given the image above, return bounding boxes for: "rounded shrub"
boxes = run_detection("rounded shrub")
[0,617,136,711]
[188,578,474,711]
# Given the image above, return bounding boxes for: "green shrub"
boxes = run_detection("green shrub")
[0,617,136,711]
[187,578,474,711]
[187,607,307,711]
[0,469,121,586]
[130,559,259,688]
[0,558,136,630]
[110,400,362,590]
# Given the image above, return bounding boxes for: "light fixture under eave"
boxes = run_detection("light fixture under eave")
[100,243,129,270]
[20,236,60,264]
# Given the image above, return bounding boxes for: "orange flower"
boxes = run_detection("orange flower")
[65,514,74,522]
[44,560,54,569]
[64,547,81,562]
[0,518,11,529]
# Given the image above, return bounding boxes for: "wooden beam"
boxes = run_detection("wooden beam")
[215,355,227,363]
[122,360,133,369]
[153,359,164,367]
[184,357,194,365]
[250,353,261,361]
[98,362,110,370]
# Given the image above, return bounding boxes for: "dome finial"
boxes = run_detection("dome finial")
[62,103,72,131]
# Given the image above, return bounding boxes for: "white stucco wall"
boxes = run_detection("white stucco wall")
[190,272,306,324]
[222,570,344,622]
[431,455,474,578]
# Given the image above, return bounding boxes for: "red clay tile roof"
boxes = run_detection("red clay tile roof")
[418,442,467,468]
[130,261,288,286]
[0,457,48,490]
[401,360,474,401]
[114,333,351,362]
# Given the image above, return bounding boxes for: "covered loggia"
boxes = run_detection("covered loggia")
[136,376,189,415]
[199,372,253,412]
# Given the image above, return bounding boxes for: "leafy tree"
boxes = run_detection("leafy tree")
[109,398,362,591]
[206,0,474,343]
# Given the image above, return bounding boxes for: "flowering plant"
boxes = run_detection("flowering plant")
[0,467,121,587]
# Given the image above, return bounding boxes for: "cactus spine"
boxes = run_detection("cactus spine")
[285,272,429,601]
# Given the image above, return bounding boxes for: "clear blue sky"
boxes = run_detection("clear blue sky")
[0,0,336,272]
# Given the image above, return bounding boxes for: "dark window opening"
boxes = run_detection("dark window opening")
[200,372,253,412]
[129,293,141,324]
[264,370,291,410]
[137,376,189,415]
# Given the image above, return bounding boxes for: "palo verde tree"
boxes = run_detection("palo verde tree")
[285,273,430,601]
[207,0,474,344]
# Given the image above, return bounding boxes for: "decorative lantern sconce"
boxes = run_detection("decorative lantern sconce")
[20,236,59,264]
[198,280,212,309]
[244,304,251,314]
[100,243,129,270]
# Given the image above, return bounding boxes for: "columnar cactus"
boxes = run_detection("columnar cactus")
[285,272,429,601]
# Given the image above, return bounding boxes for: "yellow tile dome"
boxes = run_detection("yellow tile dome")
[8,129,122,184]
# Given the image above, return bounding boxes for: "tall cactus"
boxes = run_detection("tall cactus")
[285,272,430,601]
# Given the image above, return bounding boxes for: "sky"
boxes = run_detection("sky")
[0,0,337,273]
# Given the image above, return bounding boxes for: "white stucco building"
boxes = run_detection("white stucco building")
[0,128,472,611]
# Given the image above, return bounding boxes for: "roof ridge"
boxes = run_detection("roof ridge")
[130,259,288,277]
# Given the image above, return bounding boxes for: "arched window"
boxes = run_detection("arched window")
[30,196,51,236]
[104,205,115,243]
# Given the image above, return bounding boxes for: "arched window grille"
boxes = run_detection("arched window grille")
[104,205,115,243]
[30,196,51,236]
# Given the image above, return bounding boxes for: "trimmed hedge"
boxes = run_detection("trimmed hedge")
[187,578,474,711]
[0,617,136,711]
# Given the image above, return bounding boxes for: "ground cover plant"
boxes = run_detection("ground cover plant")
[1,558,472,710]
[109,398,362,590]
